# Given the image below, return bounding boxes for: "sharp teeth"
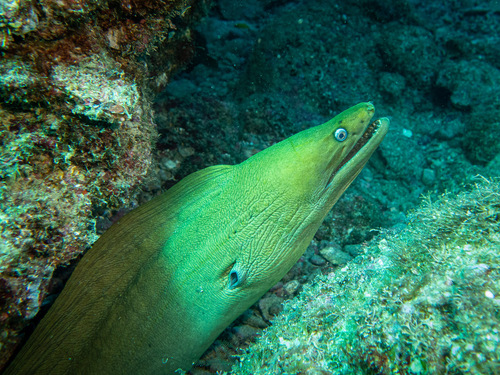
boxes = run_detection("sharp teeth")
[359,119,380,142]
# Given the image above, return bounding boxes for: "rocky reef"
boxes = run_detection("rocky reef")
[233,177,500,374]
[0,0,210,368]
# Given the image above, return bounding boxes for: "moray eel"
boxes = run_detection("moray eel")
[5,102,388,374]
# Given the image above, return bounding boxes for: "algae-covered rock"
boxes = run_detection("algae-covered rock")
[0,0,211,369]
[233,178,500,375]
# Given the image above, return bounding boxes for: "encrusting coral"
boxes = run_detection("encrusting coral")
[0,0,211,369]
[233,177,500,374]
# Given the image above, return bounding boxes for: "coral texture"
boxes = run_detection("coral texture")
[0,0,210,369]
[234,178,500,374]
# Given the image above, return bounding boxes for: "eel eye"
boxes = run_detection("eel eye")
[334,128,348,142]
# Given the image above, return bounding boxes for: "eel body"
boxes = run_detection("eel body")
[5,103,389,374]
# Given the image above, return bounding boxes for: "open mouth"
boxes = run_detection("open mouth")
[333,118,383,174]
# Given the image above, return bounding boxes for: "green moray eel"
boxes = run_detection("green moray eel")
[5,103,388,374]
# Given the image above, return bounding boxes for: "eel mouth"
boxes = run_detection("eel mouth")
[329,118,386,183]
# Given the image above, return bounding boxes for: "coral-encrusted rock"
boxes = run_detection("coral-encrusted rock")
[233,179,500,375]
[0,0,210,369]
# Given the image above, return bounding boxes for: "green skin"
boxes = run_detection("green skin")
[5,103,388,374]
